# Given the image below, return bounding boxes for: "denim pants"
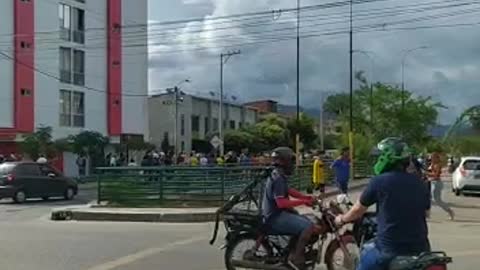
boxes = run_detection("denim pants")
[431,180,454,217]
[356,242,395,270]
[336,180,348,194]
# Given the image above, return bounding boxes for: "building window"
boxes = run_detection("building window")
[181,141,185,152]
[59,90,84,127]
[229,120,235,129]
[239,122,243,129]
[60,47,84,86]
[204,117,209,135]
[72,8,85,43]
[191,115,200,133]
[59,4,71,41]
[59,4,84,44]
[73,50,85,85]
[60,47,71,83]
[180,114,185,136]
[212,118,218,131]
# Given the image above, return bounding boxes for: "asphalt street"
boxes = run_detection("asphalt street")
[0,180,478,270]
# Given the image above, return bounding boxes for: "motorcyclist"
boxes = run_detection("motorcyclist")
[334,138,431,270]
[261,147,318,270]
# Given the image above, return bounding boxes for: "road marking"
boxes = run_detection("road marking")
[86,236,206,270]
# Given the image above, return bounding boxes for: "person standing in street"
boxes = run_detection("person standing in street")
[331,147,350,194]
[428,152,454,220]
[312,151,326,194]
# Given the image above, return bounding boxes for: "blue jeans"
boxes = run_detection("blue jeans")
[357,242,395,270]
[336,180,348,194]
[268,211,313,236]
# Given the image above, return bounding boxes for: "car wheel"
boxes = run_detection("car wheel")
[13,190,27,203]
[455,189,461,196]
[64,187,75,200]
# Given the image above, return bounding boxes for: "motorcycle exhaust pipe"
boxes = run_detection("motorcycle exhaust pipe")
[231,259,290,270]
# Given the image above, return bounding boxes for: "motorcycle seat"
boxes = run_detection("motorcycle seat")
[388,252,451,270]
[388,256,418,270]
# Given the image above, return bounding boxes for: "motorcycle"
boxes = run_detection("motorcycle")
[210,177,359,270]
[335,195,452,270]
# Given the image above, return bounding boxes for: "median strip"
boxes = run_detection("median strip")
[51,179,368,223]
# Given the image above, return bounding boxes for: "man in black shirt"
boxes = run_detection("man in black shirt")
[335,138,431,270]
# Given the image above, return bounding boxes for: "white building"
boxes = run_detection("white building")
[149,93,259,154]
[0,0,148,176]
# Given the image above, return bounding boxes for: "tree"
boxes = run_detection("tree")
[286,113,317,150]
[252,116,291,150]
[224,130,256,153]
[323,78,444,146]
[20,126,67,160]
[70,131,109,167]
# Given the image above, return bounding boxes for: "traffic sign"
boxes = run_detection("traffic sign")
[210,136,223,149]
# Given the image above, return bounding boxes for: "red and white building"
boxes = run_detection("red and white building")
[0,0,148,175]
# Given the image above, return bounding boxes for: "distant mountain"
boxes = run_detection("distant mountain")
[277,104,337,121]
[277,104,476,137]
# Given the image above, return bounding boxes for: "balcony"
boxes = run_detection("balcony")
[73,30,85,44]
[60,27,71,42]
[60,69,71,84]
[73,72,85,86]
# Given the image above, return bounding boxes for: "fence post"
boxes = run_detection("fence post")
[159,169,164,202]
[96,173,101,205]
[221,168,225,202]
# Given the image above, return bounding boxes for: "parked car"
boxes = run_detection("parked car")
[452,156,480,196]
[0,162,78,203]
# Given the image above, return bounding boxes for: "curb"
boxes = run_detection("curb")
[51,210,216,223]
[51,182,368,223]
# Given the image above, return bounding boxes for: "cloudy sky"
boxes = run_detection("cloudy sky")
[148,0,480,124]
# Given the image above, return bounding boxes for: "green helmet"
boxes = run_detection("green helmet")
[373,137,412,175]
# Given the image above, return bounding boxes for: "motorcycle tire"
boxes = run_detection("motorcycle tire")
[324,235,359,270]
[224,234,273,270]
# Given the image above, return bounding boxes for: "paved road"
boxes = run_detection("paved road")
[0,180,479,269]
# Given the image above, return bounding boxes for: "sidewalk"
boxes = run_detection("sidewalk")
[51,179,369,223]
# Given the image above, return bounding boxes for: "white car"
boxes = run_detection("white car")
[452,156,480,196]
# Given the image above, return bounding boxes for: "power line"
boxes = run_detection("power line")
[3,1,479,56]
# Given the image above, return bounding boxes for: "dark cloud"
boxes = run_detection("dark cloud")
[148,0,480,124]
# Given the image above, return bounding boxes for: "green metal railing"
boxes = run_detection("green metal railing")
[94,162,372,206]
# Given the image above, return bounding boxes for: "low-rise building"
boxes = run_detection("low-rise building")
[149,93,258,153]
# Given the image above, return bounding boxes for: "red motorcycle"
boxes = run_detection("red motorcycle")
[210,180,359,270]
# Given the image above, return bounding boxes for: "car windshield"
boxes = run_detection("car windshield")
[463,160,480,170]
[0,163,15,175]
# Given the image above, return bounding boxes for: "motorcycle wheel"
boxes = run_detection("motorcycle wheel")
[224,234,273,270]
[324,235,360,270]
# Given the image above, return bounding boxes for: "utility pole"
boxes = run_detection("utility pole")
[348,0,354,182]
[296,0,301,166]
[219,50,240,156]
[165,79,189,162]
[401,46,429,112]
[173,86,179,159]
[353,50,375,122]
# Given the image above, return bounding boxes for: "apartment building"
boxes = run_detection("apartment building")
[0,0,148,175]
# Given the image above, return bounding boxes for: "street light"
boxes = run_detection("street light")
[219,50,241,156]
[353,50,376,122]
[401,46,429,110]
